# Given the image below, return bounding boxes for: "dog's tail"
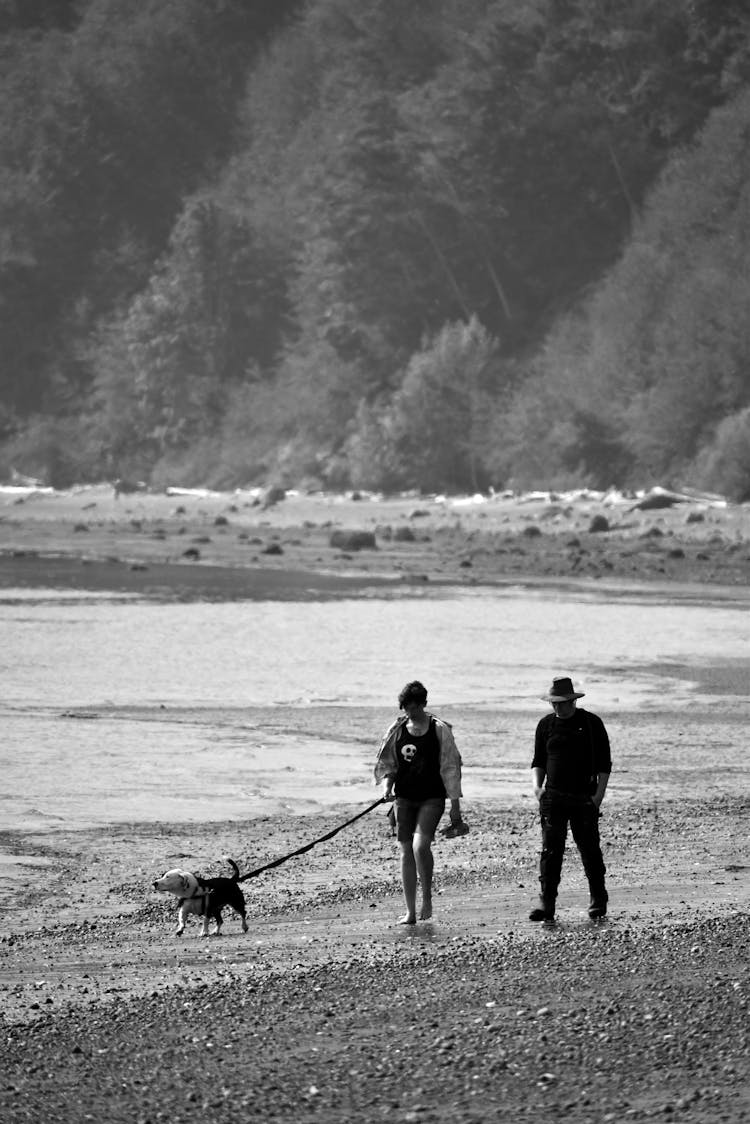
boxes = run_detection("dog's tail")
[223,856,240,881]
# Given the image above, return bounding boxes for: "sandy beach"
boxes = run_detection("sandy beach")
[1,484,749,1123]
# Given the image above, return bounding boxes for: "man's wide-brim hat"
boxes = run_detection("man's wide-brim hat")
[542,676,585,702]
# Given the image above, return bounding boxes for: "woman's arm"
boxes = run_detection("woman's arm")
[373,717,403,793]
[436,719,463,806]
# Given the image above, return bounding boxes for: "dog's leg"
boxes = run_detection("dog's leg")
[176,904,187,936]
[233,907,250,933]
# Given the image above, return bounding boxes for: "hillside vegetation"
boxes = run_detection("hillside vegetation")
[2,0,750,495]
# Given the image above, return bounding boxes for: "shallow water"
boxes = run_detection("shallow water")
[2,583,749,831]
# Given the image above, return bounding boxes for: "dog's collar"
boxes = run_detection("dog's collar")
[186,885,211,899]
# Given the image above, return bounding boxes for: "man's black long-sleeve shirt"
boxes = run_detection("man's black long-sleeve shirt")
[532,707,612,795]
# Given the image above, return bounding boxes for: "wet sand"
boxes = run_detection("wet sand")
[1,485,749,1122]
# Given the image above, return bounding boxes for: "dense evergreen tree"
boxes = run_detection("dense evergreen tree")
[501,86,750,490]
[0,0,300,423]
[1,0,749,493]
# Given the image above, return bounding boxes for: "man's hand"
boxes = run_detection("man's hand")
[531,767,546,802]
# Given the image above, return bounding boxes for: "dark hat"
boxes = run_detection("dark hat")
[541,676,585,702]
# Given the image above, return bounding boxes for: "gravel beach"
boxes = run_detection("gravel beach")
[1,485,749,1123]
[2,482,750,596]
[1,798,748,1123]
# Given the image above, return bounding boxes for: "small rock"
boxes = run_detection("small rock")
[329,530,377,551]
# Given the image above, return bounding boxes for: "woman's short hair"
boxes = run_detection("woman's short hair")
[398,680,428,708]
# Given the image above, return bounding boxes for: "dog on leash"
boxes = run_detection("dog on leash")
[153,857,249,936]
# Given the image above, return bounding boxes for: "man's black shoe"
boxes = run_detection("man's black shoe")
[588,899,607,919]
[529,900,555,922]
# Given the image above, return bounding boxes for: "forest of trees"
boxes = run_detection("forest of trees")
[2,0,750,496]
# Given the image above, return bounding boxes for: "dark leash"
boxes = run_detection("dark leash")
[237,796,388,883]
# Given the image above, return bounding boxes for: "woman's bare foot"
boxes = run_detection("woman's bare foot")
[398,913,417,925]
[419,900,433,921]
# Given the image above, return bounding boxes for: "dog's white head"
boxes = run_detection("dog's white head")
[153,869,202,898]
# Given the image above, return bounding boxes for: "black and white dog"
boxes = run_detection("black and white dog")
[153,857,249,936]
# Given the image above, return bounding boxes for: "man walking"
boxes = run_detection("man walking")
[530,676,611,922]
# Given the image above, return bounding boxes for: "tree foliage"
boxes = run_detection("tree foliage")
[509,86,750,491]
[1,0,750,492]
[347,317,500,492]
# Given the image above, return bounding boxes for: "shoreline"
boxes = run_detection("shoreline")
[3,482,750,596]
[6,549,750,606]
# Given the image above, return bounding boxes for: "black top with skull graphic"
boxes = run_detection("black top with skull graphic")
[394,717,447,801]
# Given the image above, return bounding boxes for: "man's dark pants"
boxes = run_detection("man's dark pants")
[538,789,607,904]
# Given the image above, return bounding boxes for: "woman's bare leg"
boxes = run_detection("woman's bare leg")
[414,833,434,920]
[399,840,417,923]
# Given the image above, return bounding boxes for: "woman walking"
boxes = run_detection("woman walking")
[374,680,465,924]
